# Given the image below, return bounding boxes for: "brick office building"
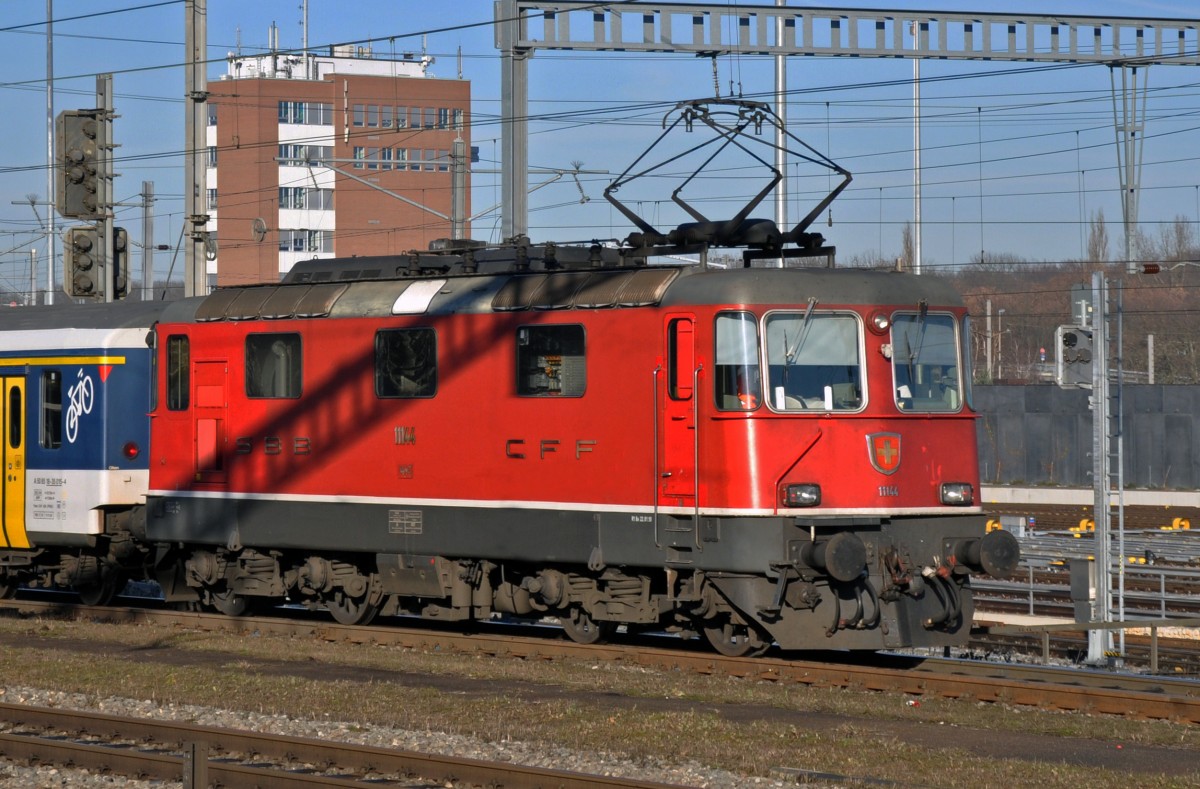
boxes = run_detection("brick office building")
[205,48,471,286]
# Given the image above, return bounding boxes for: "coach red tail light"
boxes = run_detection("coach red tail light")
[122,442,140,460]
[781,483,821,508]
[939,482,974,506]
[868,311,891,335]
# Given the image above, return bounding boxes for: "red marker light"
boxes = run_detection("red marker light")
[122,442,140,460]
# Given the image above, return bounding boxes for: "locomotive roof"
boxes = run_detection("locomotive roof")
[166,254,963,324]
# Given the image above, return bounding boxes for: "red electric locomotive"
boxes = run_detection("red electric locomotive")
[141,99,1017,655]
[145,246,1016,653]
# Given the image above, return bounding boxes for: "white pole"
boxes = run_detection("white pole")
[912,20,922,275]
[45,0,55,305]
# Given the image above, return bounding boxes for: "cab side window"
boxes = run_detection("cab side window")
[517,325,585,396]
[246,333,302,399]
[376,328,437,398]
[714,312,761,411]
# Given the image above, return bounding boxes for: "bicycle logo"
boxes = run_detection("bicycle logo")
[65,370,95,444]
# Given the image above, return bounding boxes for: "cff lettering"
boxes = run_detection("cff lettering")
[506,438,597,460]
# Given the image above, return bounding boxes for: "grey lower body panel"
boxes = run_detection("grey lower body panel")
[144,495,791,572]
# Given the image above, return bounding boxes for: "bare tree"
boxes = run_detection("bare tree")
[900,223,914,271]
[1087,209,1109,263]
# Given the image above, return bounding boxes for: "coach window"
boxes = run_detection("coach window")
[764,312,862,411]
[246,333,302,399]
[166,335,189,411]
[891,312,961,412]
[40,370,62,449]
[517,325,585,397]
[376,328,437,398]
[714,312,761,411]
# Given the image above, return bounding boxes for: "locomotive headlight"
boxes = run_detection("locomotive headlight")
[782,483,821,508]
[940,482,974,506]
[869,311,891,334]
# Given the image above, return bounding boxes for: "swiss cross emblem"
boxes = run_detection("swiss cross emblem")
[867,433,901,475]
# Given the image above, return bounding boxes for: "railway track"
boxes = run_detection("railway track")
[0,701,687,788]
[2,597,1199,724]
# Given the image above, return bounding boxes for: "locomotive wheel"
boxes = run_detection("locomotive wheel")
[209,588,252,617]
[325,590,379,626]
[703,617,770,658]
[559,607,615,645]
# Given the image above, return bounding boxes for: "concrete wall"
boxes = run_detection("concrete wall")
[974,385,1200,490]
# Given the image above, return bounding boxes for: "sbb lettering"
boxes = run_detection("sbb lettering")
[235,436,312,455]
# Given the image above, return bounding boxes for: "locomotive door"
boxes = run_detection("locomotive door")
[0,377,29,549]
[193,361,228,484]
[659,316,698,506]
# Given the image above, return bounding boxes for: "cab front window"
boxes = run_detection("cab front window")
[764,312,862,411]
[892,312,961,412]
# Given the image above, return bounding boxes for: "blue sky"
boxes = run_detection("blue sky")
[2,0,1199,292]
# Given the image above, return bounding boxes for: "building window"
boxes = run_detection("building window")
[278,229,332,252]
[352,104,365,127]
[437,149,449,172]
[206,146,218,167]
[206,188,218,210]
[375,329,437,398]
[279,187,302,209]
[40,370,62,449]
[312,230,332,252]
[437,108,450,129]
[395,106,408,128]
[422,107,436,129]
[278,144,331,166]
[246,334,301,399]
[167,336,189,411]
[207,105,218,126]
[517,325,586,397]
[352,146,365,169]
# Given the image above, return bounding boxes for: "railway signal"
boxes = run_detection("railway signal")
[55,109,104,219]
[1055,324,1093,388]
[63,226,102,298]
[112,226,129,298]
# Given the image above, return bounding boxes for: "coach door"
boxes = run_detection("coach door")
[659,316,699,509]
[0,377,28,549]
